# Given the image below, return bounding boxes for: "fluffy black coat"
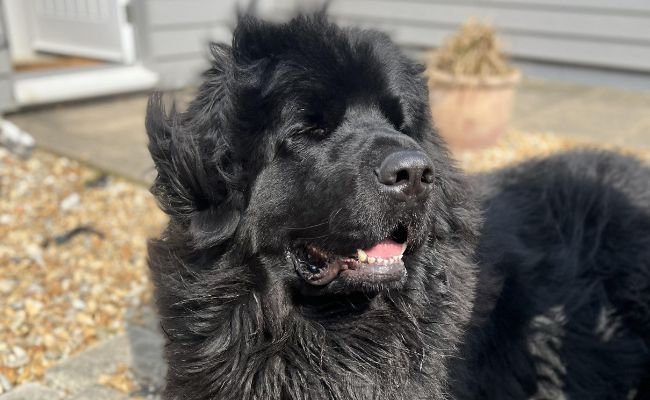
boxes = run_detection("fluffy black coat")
[146,15,650,400]
[455,152,650,399]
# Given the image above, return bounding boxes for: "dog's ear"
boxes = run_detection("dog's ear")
[146,86,242,249]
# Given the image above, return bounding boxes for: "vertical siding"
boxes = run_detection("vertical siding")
[0,3,4,47]
[139,0,291,89]
[0,1,14,112]
[272,0,650,73]
[139,0,242,89]
[141,0,650,88]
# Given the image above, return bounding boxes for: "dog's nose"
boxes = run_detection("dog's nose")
[375,150,434,200]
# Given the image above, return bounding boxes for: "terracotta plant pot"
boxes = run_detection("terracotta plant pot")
[427,69,521,150]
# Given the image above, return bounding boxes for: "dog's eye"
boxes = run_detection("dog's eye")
[310,127,327,137]
[299,123,328,138]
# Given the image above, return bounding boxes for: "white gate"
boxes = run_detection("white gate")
[27,0,135,63]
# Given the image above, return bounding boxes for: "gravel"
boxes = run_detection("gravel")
[0,148,166,390]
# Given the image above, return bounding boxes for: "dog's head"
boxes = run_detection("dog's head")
[147,15,479,399]
[147,15,474,296]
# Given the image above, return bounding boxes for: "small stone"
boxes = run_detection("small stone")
[59,193,81,212]
[43,175,56,185]
[25,283,44,295]
[0,373,12,393]
[24,244,44,267]
[24,299,44,318]
[0,280,17,294]
[9,311,26,332]
[72,299,86,310]
[4,346,29,369]
[0,119,35,159]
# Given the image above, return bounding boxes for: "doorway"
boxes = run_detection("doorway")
[3,0,157,107]
[6,0,135,70]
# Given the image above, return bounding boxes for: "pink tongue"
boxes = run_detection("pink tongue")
[363,240,405,258]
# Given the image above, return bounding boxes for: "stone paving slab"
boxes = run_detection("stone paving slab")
[512,80,594,117]
[67,385,128,400]
[0,304,166,400]
[127,326,166,391]
[6,93,155,185]
[512,81,650,150]
[44,334,132,395]
[0,383,64,400]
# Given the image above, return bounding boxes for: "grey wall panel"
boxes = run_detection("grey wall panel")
[147,0,239,27]
[142,0,650,88]
[315,1,650,43]
[141,0,276,88]
[0,80,13,112]
[503,35,650,72]
[150,26,232,58]
[336,18,650,72]
[0,2,10,112]
[0,1,5,47]
[512,60,650,92]
[290,0,650,13]
[150,57,210,89]
[0,49,10,75]
[479,0,650,12]
[273,0,650,73]
[142,0,247,88]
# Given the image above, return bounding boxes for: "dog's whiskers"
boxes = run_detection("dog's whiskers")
[292,234,332,242]
[284,221,329,231]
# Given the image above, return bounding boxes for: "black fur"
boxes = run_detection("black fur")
[453,152,650,399]
[146,15,650,400]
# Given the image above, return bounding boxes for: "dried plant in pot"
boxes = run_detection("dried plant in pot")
[426,21,521,150]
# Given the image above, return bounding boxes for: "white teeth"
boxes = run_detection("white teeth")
[355,252,404,265]
[357,251,396,265]
[306,245,405,267]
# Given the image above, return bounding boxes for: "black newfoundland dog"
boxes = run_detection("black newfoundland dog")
[146,15,650,400]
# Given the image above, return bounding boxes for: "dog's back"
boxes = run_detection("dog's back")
[458,151,650,399]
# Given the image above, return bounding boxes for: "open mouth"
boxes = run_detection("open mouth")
[293,227,409,286]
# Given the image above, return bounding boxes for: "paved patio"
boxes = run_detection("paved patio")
[6,80,650,185]
[0,305,165,400]
[512,80,650,148]
[7,94,155,185]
